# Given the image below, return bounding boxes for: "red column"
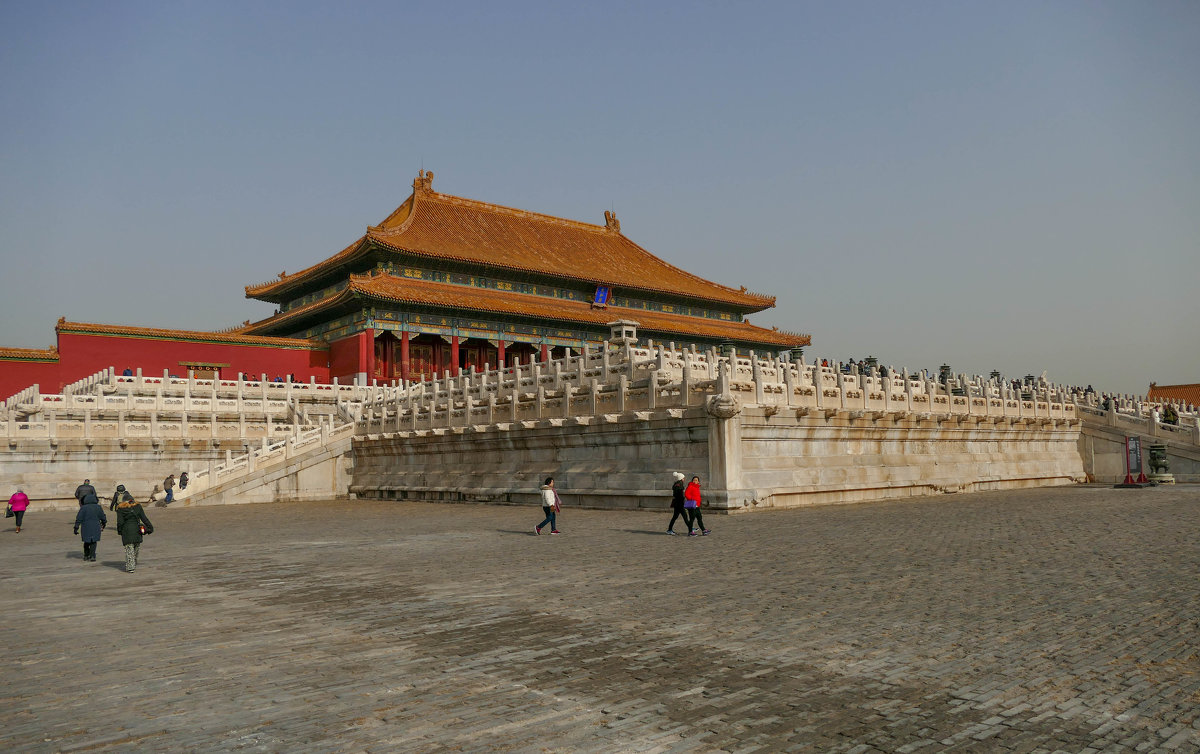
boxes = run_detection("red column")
[400,331,410,383]
[451,335,460,376]
[540,343,549,363]
[497,340,506,370]
[361,329,374,384]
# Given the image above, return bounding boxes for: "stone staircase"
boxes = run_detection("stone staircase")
[173,421,358,506]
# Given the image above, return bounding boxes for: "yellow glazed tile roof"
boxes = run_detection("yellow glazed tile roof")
[0,346,59,361]
[246,172,776,311]
[55,320,322,349]
[1147,383,1200,406]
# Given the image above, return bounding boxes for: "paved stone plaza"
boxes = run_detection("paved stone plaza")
[2,486,1198,753]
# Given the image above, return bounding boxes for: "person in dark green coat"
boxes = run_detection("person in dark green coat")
[115,494,154,573]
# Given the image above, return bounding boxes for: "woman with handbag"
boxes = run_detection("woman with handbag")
[684,475,710,536]
[7,488,29,533]
[535,477,562,535]
[115,492,154,573]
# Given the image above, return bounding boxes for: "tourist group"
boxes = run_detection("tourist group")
[534,472,711,537]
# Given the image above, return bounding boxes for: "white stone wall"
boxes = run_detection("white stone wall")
[351,412,710,510]
[350,405,1086,513]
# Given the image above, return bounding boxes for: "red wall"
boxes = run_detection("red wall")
[329,330,372,384]
[0,359,62,400]
[1,331,332,400]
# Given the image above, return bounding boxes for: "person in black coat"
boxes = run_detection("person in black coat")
[73,493,107,561]
[115,495,154,573]
[109,484,127,511]
[666,471,687,535]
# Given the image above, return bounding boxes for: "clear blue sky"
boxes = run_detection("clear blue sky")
[1,1,1196,396]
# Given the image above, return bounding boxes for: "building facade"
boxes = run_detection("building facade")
[1,172,809,397]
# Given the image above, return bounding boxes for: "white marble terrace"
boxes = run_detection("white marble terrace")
[3,335,1196,506]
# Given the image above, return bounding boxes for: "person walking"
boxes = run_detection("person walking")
[666,472,687,535]
[115,493,154,573]
[8,488,30,533]
[684,475,710,536]
[535,477,562,535]
[162,474,175,505]
[74,478,96,507]
[178,471,189,491]
[73,493,107,562]
[109,484,127,511]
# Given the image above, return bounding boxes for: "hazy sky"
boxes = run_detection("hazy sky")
[1,1,1196,396]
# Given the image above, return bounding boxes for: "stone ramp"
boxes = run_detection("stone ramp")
[1078,409,1200,483]
[174,423,355,506]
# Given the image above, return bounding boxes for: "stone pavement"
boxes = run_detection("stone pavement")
[2,486,1198,753]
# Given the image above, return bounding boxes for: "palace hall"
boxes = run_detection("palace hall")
[0,171,809,397]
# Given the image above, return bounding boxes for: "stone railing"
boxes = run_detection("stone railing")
[358,341,1079,436]
[110,370,380,402]
[28,392,294,416]
[1,384,40,411]
[62,367,117,396]
[181,419,357,498]
[0,415,300,442]
[1076,403,1200,446]
[1,368,400,443]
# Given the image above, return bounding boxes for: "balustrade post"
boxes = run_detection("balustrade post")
[683,363,694,407]
[618,375,628,413]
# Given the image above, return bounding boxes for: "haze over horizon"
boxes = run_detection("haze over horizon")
[1,2,1196,397]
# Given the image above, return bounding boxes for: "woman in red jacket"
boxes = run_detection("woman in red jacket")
[8,488,30,533]
[683,476,710,536]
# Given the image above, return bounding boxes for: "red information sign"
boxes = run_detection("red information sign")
[1123,437,1147,485]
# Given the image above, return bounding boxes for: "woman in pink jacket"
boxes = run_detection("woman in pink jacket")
[8,488,30,533]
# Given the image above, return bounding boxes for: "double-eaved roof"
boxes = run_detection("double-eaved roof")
[243,171,808,348]
[247,171,775,312]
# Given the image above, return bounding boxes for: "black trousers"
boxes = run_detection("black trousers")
[82,541,98,560]
[667,508,687,531]
[686,508,706,532]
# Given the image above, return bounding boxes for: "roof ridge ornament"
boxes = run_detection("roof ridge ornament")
[604,210,620,233]
[413,169,434,193]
